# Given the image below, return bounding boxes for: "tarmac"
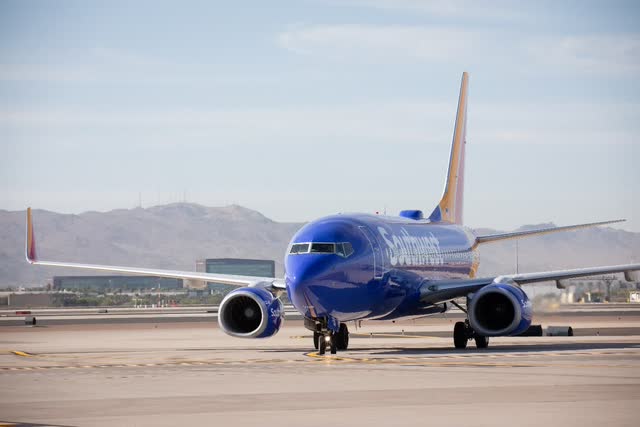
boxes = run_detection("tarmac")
[1,308,639,427]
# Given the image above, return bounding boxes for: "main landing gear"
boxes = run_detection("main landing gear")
[314,323,349,355]
[453,320,489,349]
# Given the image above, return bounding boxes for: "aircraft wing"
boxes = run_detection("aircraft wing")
[420,263,640,304]
[25,208,286,290]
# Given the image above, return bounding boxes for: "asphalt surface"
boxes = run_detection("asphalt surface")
[2,303,639,326]
[1,309,639,426]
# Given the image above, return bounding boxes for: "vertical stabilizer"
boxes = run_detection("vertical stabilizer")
[429,72,469,224]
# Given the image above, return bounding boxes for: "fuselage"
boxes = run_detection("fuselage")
[284,213,480,323]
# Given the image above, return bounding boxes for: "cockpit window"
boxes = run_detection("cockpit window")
[289,242,354,257]
[335,242,354,257]
[289,243,310,254]
[342,242,354,257]
[311,243,335,253]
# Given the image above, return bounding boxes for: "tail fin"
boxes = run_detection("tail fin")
[429,72,469,224]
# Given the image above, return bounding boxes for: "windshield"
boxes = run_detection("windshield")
[310,243,335,253]
[289,243,310,254]
[289,242,354,257]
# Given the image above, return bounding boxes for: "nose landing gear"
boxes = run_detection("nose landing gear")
[317,334,337,355]
[313,322,349,355]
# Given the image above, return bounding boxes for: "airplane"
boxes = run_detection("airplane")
[25,72,640,355]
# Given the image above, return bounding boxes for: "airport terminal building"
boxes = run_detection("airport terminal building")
[51,258,276,293]
[53,275,183,291]
[196,258,275,291]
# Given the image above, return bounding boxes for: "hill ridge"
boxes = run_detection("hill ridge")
[0,203,637,286]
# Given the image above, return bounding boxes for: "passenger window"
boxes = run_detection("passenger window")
[289,243,310,254]
[311,243,335,253]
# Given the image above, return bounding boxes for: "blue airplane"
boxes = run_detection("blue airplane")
[26,72,640,355]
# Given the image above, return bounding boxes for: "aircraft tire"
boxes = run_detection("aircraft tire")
[318,335,327,355]
[453,321,468,349]
[313,332,320,350]
[336,323,349,350]
[475,335,489,349]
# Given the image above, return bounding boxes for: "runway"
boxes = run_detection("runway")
[1,313,639,426]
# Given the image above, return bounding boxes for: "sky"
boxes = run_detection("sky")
[1,0,639,231]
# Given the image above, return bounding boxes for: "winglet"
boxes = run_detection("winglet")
[26,207,37,263]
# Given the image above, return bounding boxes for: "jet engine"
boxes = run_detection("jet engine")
[218,287,284,338]
[468,280,532,337]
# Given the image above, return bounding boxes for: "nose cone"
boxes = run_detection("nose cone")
[286,253,377,321]
[286,254,337,318]
[284,216,376,320]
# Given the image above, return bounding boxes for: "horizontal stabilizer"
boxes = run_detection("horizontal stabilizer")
[475,219,625,245]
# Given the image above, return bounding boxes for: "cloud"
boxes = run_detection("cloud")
[0,103,452,146]
[0,64,99,82]
[329,0,524,21]
[1,101,637,148]
[279,23,640,75]
[0,48,183,83]
[278,25,498,63]
[528,34,640,73]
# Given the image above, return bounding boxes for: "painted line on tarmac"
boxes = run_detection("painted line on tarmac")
[351,333,430,339]
[290,333,431,340]
[10,351,34,358]
[301,352,640,369]
[1,348,638,372]
[306,352,358,362]
[0,422,68,427]
[0,358,636,371]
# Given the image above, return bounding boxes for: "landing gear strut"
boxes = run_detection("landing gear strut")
[453,320,489,349]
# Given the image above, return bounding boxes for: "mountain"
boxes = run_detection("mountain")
[0,203,638,286]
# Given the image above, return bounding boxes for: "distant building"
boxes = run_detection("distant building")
[7,293,53,308]
[196,258,275,292]
[51,259,276,293]
[52,276,183,291]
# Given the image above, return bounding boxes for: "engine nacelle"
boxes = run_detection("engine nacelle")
[468,281,532,337]
[218,287,284,338]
